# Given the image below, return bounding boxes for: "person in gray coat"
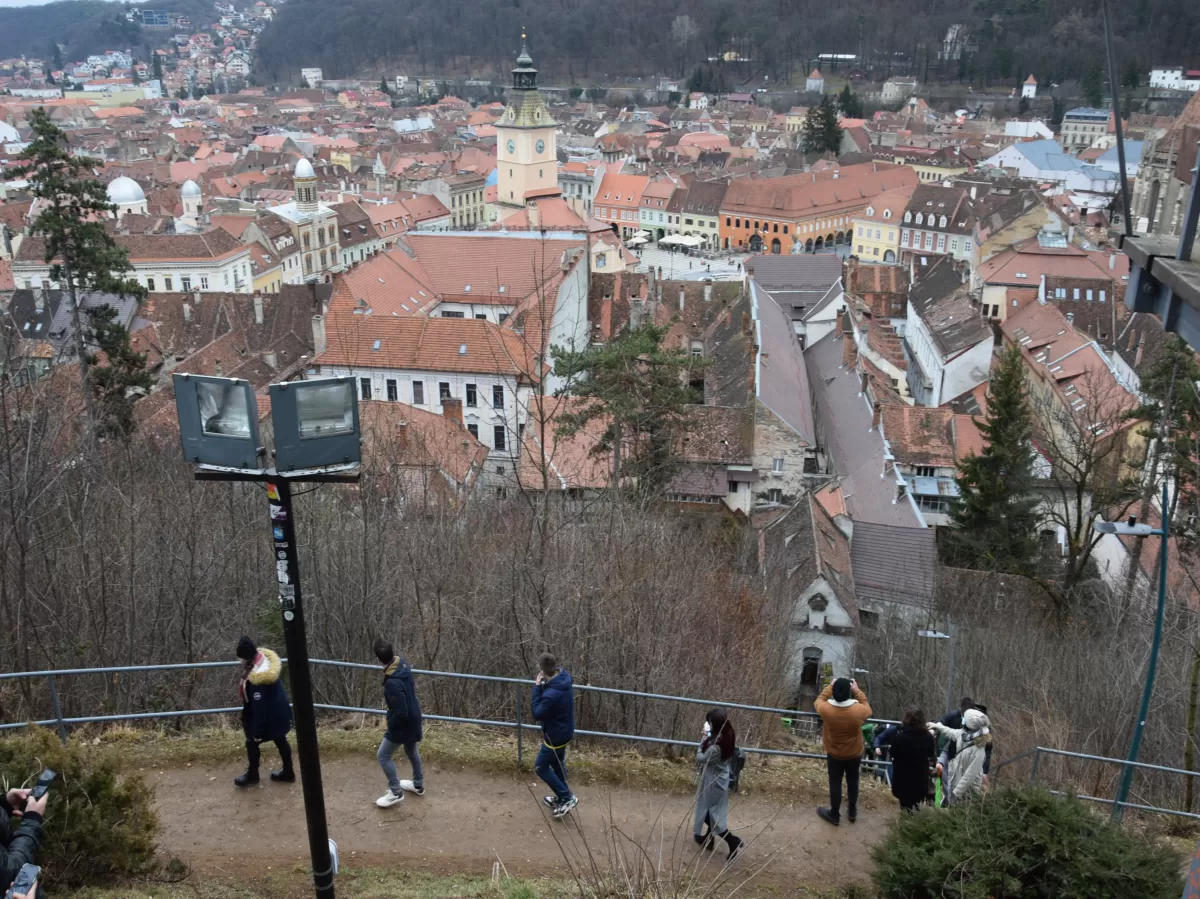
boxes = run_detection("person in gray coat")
[930,707,992,805]
[693,709,744,861]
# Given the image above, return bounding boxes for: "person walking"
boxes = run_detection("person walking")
[532,653,577,819]
[234,636,294,787]
[814,677,872,825]
[878,708,937,811]
[693,709,744,861]
[373,638,425,809]
[930,708,992,805]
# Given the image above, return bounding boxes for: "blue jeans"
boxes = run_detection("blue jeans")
[535,743,571,802]
[378,736,423,794]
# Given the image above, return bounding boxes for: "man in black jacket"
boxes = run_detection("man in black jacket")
[235,636,295,787]
[374,638,425,809]
[1,786,47,897]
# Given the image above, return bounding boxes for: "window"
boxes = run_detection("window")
[412,381,424,404]
[360,378,372,400]
[888,230,894,241]
[1099,290,1106,302]
[937,233,946,251]
[1086,289,1094,302]
[726,217,732,226]
[924,232,934,250]
[181,276,192,291]
[783,225,789,234]
[200,276,209,290]
[1073,288,1080,299]
[492,385,504,409]
[438,382,451,401]
[493,425,507,451]
[146,277,156,291]
[859,609,879,629]
[951,238,959,251]
[915,213,923,225]
[939,215,947,228]
[164,277,173,291]
[1055,287,1066,299]
[901,230,909,247]
[441,310,465,318]
[964,239,972,250]
[768,488,783,504]
[857,244,863,253]
[386,379,398,401]
[772,457,784,473]
[596,253,607,268]
[466,383,477,407]
[914,465,936,478]
[467,423,479,438]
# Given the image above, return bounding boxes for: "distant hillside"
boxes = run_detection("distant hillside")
[255,0,1200,92]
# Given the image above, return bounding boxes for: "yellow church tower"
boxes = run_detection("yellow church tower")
[495,33,559,211]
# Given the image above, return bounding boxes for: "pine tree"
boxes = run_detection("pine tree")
[379,77,391,95]
[1082,64,1104,107]
[800,104,824,154]
[152,53,163,83]
[819,95,844,154]
[551,323,703,494]
[942,344,1041,574]
[837,83,863,119]
[13,109,148,438]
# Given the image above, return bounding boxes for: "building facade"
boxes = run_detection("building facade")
[495,36,560,212]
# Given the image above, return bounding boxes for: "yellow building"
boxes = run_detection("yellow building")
[495,35,559,213]
[891,149,971,183]
[850,185,915,263]
[785,106,807,133]
[250,243,283,293]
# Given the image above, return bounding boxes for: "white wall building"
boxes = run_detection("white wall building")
[300,67,323,88]
[1149,67,1200,92]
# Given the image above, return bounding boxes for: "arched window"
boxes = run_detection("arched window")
[883,209,892,219]
[866,207,874,217]
[939,215,947,228]
[904,211,912,223]
[915,213,923,225]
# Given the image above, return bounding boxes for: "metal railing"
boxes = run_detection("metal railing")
[995,745,1200,820]
[0,659,898,770]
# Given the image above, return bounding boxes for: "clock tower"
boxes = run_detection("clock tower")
[495,33,559,211]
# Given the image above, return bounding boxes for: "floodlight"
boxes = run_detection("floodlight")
[173,374,262,469]
[269,377,361,473]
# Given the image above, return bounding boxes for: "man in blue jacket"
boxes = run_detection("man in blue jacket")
[532,652,577,818]
[374,638,425,809]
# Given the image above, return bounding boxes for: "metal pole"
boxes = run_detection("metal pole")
[1113,480,1171,821]
[47,676,67,744]
[1100,0,1132,237]
[514,683,523,768]
[1030,747,1041,784]
[270,478,335,897]
[944,622,957,717]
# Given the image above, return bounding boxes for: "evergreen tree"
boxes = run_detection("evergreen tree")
[942,344,1041,573]
[551,323,703,495]
[819,95,843,154]
[800,103,824,153]
[13,109,148,438]
[837,83,863,119]
[51,42,64,71]
[379,77,390,95]
[1122,60,1141,90]
[1082,64,1104,107]
[152,53,163,83]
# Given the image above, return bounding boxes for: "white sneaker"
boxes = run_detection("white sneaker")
[399,780,425,796]
[375,789,403,808]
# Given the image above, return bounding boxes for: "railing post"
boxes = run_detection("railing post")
[514,683,523,768]
[1030,747,1041,784]
[47,675,68,745]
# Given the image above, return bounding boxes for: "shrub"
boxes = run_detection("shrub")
[0,728,159,889]
[871,787,1183,899]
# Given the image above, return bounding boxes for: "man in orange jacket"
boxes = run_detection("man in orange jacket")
[814,677,872,825]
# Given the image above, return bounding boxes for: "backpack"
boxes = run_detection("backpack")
[729,747,747,793]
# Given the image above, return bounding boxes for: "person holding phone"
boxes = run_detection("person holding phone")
[814,677,873,826]
[532,652,577,819]
[1,785,47,897]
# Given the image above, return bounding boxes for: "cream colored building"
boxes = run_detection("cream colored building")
[266,158,342,282]
[495,36,560,212]
[851,185,915,263]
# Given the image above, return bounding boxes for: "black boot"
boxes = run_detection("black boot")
[723,832,744,861]
[270,767,296,783]
[234,769,260,787]
[694,832,715,851]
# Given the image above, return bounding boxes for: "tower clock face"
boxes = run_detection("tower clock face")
[507,139,515,153]
[536,139,545,153]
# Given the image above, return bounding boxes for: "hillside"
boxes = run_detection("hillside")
[254,0,1200,89]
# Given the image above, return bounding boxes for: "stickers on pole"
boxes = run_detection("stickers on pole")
[279,583,296,612]
[266,483,280,500]
[269,503,287,521]
[273,526,285,542]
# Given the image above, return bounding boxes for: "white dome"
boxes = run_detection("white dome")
[181,179,201,199]
[107,176,146,206]
[294,157,315,179]
[0,121,19,143]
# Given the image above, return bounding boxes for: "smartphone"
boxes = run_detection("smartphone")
[4,862,39,899]
[30,768,56,801]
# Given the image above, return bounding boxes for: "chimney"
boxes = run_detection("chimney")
[442,397,464,427]
[527,202,540,231]
[263,350,277,369]
[647,265,655,298]
[741,311,751,334]
[1066,311,1075,326]
[35,283,46,311]
[182,301,192,322]
[1,224,11,257]
[704,278,713,302]
[193,289,201,305]
[1134,330,1146,369]
[311,313,327,355]
[253,293,264,325]
[396,421,408,450]
[871,401,882,431]
[679,288,686,312]
[1109,252,1116,270]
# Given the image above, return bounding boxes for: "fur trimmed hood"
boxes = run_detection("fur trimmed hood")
[247,648,283,686]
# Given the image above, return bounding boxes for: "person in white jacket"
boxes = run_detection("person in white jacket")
[930,708,992,804]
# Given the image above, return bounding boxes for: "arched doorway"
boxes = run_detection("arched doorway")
[771,238,781,254]
[835,230,845,245]
[724,237,730,249]
[748,233,763,253]
[656,228,665,241]
[814,236,824,250]
[883,249,896,262]
[610,223,619,235]
[826,233,835,247]
[805,238,814,252]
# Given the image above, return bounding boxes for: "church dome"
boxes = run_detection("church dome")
[107,176,146,206]
[294,157,315,179]
[181,179,201,199]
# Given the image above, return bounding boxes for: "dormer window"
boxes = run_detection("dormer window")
[914,212,922,224]
[883,209,892,219]
[866,206,874,217]
[939,215,947,227]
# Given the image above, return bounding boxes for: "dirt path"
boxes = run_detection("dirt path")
[151,754,891,888]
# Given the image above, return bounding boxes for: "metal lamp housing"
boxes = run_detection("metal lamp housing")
[270,377,361,472]
[173,374,262,469]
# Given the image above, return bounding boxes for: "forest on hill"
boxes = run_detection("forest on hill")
[254,0,1200,90]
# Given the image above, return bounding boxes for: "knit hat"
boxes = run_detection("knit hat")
[963,708,989,732]
[236,636,257,661]
[831,677,852,703]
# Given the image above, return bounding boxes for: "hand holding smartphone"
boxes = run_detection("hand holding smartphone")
[30,769,55,801]
[4,863,39,899]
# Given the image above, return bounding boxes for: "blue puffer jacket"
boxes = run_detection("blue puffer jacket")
[240,648,293,742]
[383,657,423,743]
[531,669,575,747]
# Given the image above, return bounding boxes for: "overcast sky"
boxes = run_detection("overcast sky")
[0,0,120,7]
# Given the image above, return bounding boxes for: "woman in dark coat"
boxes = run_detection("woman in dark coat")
[879,707,936,811]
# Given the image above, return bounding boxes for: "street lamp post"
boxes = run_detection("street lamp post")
[173,373,362,898]
[1094,481,1171,822]
[918,625,955,716]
